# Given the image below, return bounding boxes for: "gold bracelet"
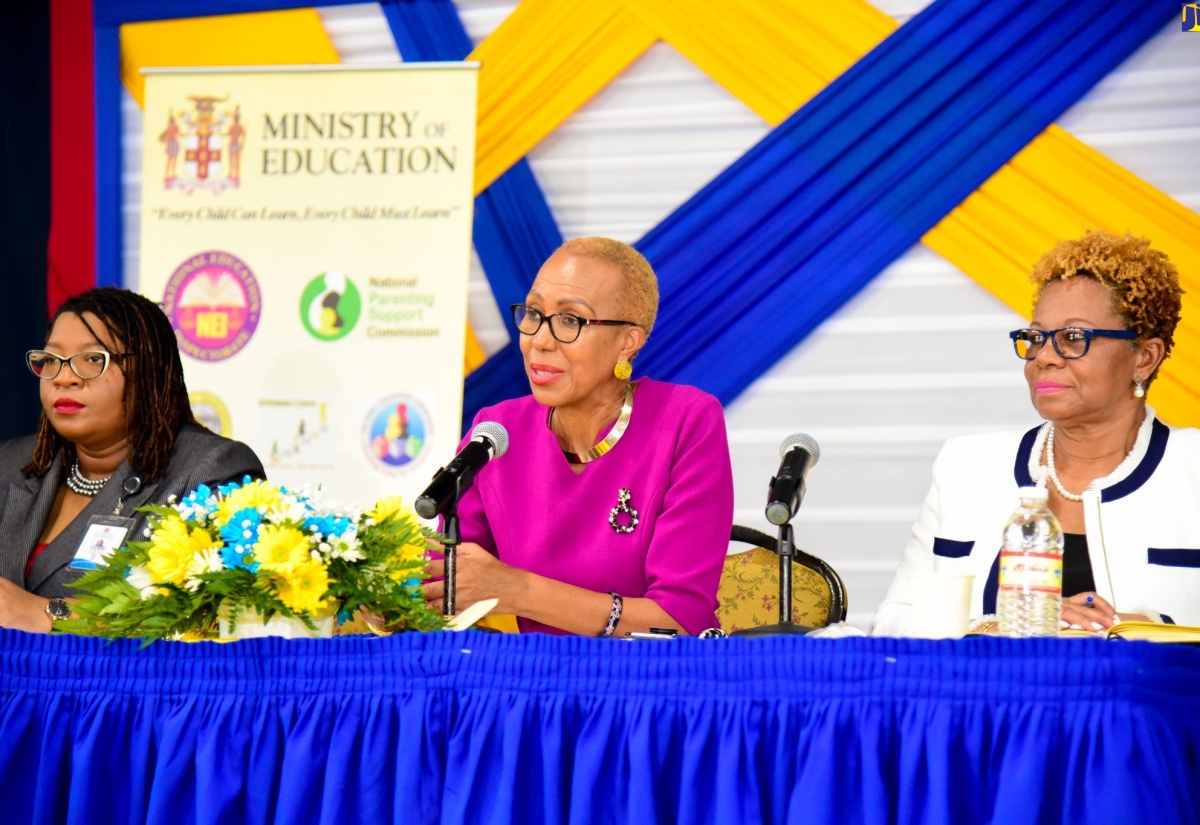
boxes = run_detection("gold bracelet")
[971,621,998,635]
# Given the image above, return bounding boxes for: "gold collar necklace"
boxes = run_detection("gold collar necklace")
[552,383,635,465]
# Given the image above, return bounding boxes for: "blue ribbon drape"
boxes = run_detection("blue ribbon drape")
[630,0,1171,404]
[3,630,1199,824]
[92,0,1172,417]
[379,0,561,429]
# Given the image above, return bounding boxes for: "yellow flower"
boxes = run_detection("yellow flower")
[387,537,429,582]
[147,516,222,587]
[254,524,311,573]
[274,559,332,615]
[215,480,283,526]
[366,495,413,524]
[395,537,428,563]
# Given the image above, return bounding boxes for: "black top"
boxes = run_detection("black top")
[1062,532,1096,597]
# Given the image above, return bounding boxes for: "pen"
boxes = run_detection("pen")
[1084,595,1094,608]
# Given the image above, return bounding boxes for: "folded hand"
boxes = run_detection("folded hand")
[422,542,519,615]
[0,577,53,633]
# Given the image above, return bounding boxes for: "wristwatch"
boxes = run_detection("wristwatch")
[45,598,71,622]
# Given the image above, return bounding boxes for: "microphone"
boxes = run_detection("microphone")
[414,422,509,519]
[765,433,820,526]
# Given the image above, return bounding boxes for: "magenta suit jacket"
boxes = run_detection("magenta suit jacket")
[456,378,734,635]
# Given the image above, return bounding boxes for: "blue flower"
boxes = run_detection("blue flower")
[220,544,260,573]
[217,475,255,498]
[181,484,214,510]
[219,507,263,572]
[303,514,352,539]
[219,507,262,544]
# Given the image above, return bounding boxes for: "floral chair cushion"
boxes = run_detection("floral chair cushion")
[717,546,833,632]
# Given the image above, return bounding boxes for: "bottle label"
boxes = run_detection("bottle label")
[998,550,1062,593]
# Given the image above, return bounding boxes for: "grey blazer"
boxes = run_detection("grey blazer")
[0,424,265,598]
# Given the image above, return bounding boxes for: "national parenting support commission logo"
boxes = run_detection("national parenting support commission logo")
[362,394,430,474]
[300,272,361,341]
[162,250,261,362]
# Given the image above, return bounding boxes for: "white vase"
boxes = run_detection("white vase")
[218,606,336,640]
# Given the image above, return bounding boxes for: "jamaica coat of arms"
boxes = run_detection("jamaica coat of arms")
[160,95,245,194]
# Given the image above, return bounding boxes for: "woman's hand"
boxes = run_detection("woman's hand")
[1061,592,1119,632]
[422,542,525,615]
[0,577,53,633]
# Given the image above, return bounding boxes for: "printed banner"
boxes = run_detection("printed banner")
[140,64,478,506]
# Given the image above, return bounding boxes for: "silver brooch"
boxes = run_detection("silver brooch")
[609,487,639,534]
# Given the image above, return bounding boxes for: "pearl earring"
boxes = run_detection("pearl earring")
[1133,376,1146,399]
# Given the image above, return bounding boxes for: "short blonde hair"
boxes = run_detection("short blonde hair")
[1031,230,1184,376]
[558,237,659,335]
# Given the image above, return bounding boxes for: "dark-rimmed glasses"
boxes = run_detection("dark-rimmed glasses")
[511,304,638,344]
[26,350,128,380]
[1008,327,1136,360]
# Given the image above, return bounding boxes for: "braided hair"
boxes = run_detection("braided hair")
[24,287,198,481]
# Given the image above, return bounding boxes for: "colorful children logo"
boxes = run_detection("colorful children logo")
[160,96,245,194]
[363,395,430,473]
[300,272,362,341]
[162,250,261,362]
[189,391,233,437]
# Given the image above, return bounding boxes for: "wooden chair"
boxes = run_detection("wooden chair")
[716,525,848,633]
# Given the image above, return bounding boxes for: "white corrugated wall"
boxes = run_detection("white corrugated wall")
[121,2,1200,628]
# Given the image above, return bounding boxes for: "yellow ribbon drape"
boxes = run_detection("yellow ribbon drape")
[469,0,658,195]
[469,0,1199,425]
[120,10,487,373]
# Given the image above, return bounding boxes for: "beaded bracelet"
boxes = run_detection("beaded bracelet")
[598,592,624,638]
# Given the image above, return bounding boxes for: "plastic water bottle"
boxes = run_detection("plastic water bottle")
[998,487,1063,637]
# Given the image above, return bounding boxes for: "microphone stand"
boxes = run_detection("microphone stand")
[731,522,813,637]
[441,475,463,617]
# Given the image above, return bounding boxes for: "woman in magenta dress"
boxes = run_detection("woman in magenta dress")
[424,238,734,636]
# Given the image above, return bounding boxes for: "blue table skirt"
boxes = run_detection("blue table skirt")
[1,630,1198,825]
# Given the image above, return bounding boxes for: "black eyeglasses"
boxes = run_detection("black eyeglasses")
[511,304,638,344]
[26,350,128,380]
[1008,327,1136,360]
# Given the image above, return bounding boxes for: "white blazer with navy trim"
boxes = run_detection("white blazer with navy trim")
[872,409,1200,635]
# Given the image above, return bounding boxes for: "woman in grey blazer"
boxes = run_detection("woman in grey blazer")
[0,287,264,632]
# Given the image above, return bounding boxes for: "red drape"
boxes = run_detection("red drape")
[47,0,96,314]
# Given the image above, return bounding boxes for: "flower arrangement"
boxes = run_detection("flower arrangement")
[57,477,446,641]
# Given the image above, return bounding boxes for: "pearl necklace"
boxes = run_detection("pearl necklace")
[66,460,112,497]
[1044,423,1139,503]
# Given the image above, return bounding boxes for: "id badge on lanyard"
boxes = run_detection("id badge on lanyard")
[71,515,135,570]
[70,476,143,570]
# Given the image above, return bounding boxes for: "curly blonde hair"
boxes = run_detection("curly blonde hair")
[1031,230,1184,378]
[558,237,659,336]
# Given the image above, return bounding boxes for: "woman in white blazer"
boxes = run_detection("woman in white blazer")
[873,230,1198,634]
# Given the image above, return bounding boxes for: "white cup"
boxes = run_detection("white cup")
[908,573,974,639]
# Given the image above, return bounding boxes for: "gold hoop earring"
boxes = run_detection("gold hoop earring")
[613,360,632,381]
[1133,376,1146,399]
